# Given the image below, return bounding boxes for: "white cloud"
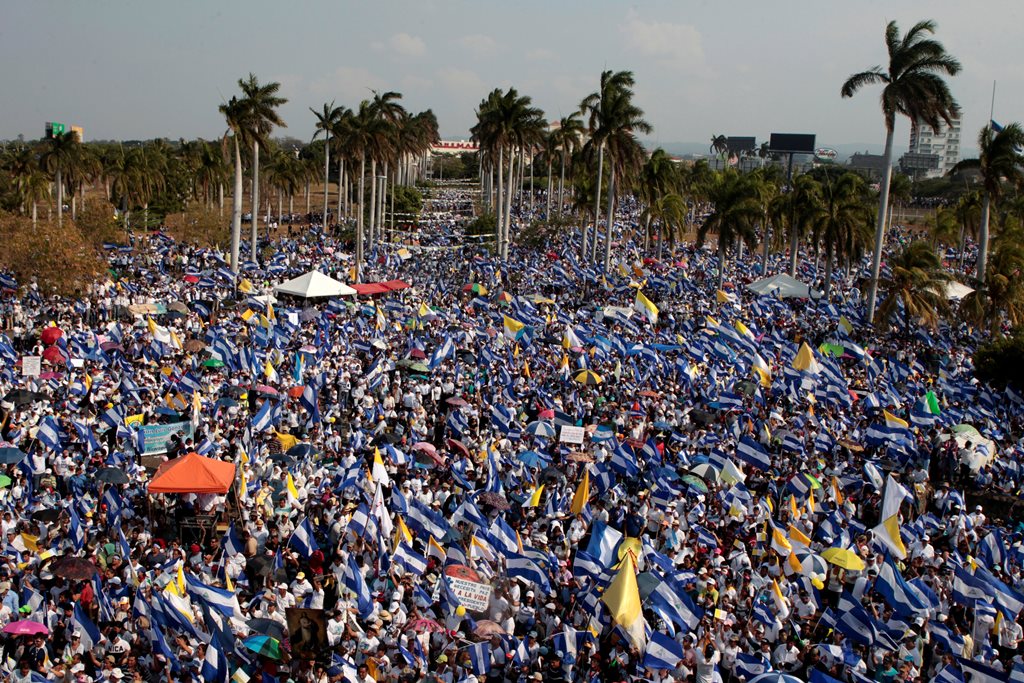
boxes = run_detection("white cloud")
[459,34,498,57]
[386,32,427,57]
[307,66,384,102]
[525,47,557,62]
[437,67,484,95]
[620,10,705,70]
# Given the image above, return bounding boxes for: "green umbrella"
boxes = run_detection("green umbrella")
[681,475,708,493]
[952,423,980,436]
[0,475,12,488]
[242,635,282,660]
[202,359,225,368]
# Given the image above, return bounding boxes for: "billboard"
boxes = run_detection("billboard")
[726,136,756,154]
[769,133,816,154]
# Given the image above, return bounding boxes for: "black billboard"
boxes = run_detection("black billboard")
[726,136,756,154]
[769,133,816,154]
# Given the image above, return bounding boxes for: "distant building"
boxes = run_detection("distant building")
[908,115,961,178]
[898,152,941,180]
[431,140,479,155]
[847,152,887,178]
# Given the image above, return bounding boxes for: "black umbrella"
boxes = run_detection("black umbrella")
[96,467,130,485]
[3,390,44,407]
[30,509,60,523]
[247,617,286,641]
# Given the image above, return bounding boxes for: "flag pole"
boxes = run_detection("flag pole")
[990,80,997,125]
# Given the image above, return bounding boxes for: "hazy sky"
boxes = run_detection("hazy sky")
[4,1,1022,151]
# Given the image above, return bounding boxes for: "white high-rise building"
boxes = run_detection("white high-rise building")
[907,115,962,178]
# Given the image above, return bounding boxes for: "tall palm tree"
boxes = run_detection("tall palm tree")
[472,88,545,260]
[874,240,951,332]
[311,101,343,227]
[580,70,638,263]
[238,73,287,260]
[960,233,1024,336]
[581,70,651,268]
[841,19,961,322]
[219,96,253,270]
[637,148,680,254]
[368,91,407,248]
[194,141,228,211]
[40,132,80,227]
[698,169,764,289]
[810,171,873,299]
[551,113,585,218]
[950,123,1024,283]
[709,134,729,167]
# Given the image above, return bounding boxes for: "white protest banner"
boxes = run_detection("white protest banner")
[21,357,41,377]
[559,425,585,444]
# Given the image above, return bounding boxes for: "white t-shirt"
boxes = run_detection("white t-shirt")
[695,648,720,683]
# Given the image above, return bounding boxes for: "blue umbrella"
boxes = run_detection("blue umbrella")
[524,421,557,438]
[516,451,548,468]
[0,448,25,465]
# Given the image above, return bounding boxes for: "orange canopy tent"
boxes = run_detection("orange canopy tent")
[148,452,237,495]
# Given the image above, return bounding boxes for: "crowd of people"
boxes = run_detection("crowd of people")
[0,187,1020,683]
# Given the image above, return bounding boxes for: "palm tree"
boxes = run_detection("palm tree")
[219,96,252,270]
[698,169,764,289]
[472,88,545,260]
[637,148,680,254]
[953,189,982,269]
[874,240,951,332]
[580,70,639,263]
[368,91,407,248]
[927,206,960,252]
[40,132,80,227]
[709,134,729,168]
[311,101,343,227]
[581,70,651,268]
[950,123,1024,283]
[194,142,228,211]
[960,233,1024,335]
[238,73,287,260]
[552,113,585,218]
[810,171,873,299]
[841,19,961,323]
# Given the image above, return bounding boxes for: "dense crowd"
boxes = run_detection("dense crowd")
[0,188,1020,683]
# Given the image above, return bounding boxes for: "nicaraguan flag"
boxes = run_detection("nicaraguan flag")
[289,518,320,559]
[737,436,771,471]
[643,630,684,669]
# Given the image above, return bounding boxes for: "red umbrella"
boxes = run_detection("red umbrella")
[411,442,437,455]
[252,385,279,397]
[446,397,469,408]
[38,372,64,381]
[409,348,427,360]
[446,438,471,458]
[537,408,555,420]
[183,274,200,284]
[41,346,67,364]
[40,327,63,346]
[287,386,305,399]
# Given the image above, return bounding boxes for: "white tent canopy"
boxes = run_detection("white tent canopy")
[273,270,357,298]
[747,273,821,299]
[944,281,974,300]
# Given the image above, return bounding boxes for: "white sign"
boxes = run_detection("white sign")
[559,425,585,444]
[21,356,41,377]
[444,575,492,612]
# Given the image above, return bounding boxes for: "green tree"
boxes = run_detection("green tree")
[950,123,1024,283]
[874,240,951,332]
[698,169,764,289]
[40,131,81,228]
[238,73,287,260]
[810,171,873,299]
[841,19,961,322]
[552,113,585,218]
[311,101,344,226]
[581,70,651,269]
[219,96,254,270]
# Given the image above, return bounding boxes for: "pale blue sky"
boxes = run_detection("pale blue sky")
[3,1,1021,150]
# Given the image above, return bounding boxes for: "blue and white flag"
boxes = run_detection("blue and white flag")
[289,517,320,559]
[72,602,102,650]
[643,630,684,670]
[737,435,771,471]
